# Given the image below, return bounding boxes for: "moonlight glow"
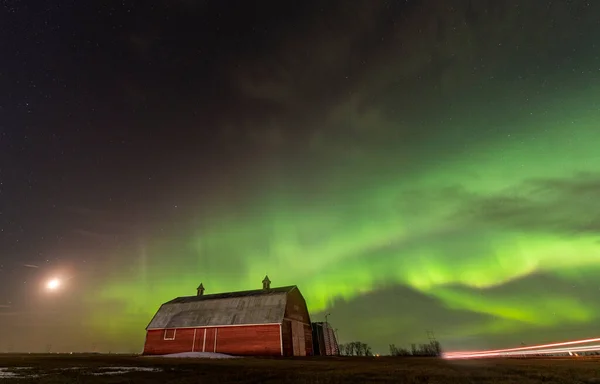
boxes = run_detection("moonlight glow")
[46,279,61,291]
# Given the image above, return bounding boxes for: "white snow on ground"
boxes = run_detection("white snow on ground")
[0,368,19,378]
[159,352,239,359]
[89,367,160,376]
[0,367,39,379]
[1,366,162,378]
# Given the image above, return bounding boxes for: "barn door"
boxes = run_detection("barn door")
[296,322,306,356]
[193,329,205,352]
[202,328,216,352]
[291,321,306,356]
[292,322,300,356]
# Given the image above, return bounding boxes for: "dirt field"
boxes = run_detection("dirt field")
[0,354,599,383]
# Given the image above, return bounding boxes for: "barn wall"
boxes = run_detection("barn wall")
[193,328,206,352]
[284,288,311,325]
[284,288,313,356]
[304,323,314,356]
[143,329,194,355]
[143,325,282,356]
[204,328,216,352]
[215,324,281,356]
[281,320,293,356]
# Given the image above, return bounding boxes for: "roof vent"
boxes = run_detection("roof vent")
[197,283,205,296]
[262,275,271,290]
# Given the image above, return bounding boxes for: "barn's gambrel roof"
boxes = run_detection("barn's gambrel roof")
[146,286,297,330]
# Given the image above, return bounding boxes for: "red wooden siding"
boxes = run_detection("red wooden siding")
[164,329,176,340]
[280,319,313,356]
[215,324,281,356]
[192,328,205,352]
[283,288,313,356]
[204,328,216,352]
[143,325,282,356]
[281,320,293,356]
[143,328,195,355]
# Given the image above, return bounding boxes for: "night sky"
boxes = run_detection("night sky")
[2,0,600,354]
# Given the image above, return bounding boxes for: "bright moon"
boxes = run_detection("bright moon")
[47,279,61,290]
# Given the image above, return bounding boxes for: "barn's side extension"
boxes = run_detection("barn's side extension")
[143,276,313,356]
[312,321,340,356]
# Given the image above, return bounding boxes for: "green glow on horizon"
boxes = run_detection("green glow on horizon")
[88,78,600,350]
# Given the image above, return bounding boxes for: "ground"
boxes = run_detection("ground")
[0,354,599,383]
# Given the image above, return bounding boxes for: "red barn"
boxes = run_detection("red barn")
[143,276,313,356]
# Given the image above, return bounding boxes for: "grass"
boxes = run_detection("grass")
[1,354,600,383]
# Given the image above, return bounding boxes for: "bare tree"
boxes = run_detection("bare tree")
[390,341,443,357]
[338,341,373,356]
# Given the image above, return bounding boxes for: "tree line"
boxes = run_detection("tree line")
[389,341,442,357]
[337,340,442,357]
[337,341,373,356]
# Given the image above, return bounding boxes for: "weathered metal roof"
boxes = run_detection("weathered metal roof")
[165,285,295,304]
[146,286,296,330]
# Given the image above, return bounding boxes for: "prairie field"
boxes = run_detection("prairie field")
[0,354,599,383]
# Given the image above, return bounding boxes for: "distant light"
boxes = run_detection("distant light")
[47,278,61,290]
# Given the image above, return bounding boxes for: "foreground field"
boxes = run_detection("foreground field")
[1,354,600,383]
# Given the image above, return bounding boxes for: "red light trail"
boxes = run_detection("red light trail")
[444,336,600,359]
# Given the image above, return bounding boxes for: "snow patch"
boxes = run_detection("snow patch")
[89,367,160,376]
[0,367,40,379]
[0,368,19,378]
[159,352,239,359]
[0,366,159,378]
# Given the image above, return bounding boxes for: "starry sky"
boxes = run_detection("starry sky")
[1,0,600,354]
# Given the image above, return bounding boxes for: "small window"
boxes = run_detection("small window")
[164,329,176,340]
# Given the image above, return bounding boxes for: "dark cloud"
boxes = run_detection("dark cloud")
[384,172,600,238]
[325,271,600,353]
[230,1,600,148]
[461,173,600,236]
[316,283,495,353]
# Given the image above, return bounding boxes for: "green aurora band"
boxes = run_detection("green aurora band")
[89,67,600,352]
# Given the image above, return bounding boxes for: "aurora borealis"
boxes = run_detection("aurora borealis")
[2,0,600,354]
